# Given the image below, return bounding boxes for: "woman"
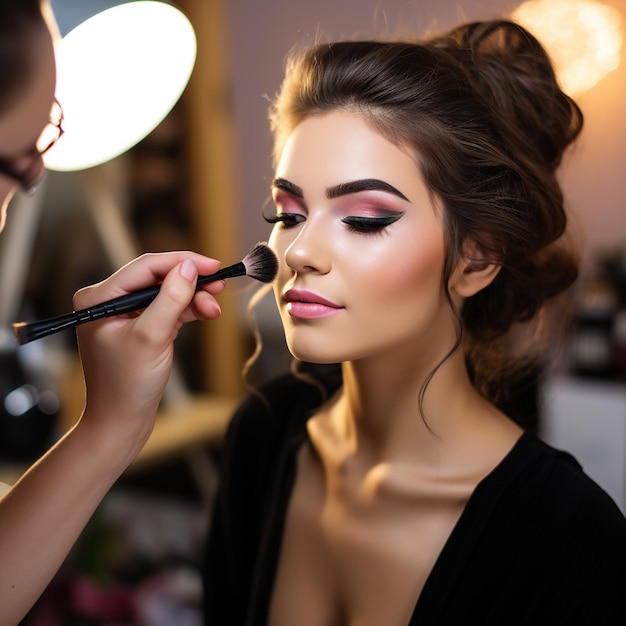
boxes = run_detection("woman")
[204,20,626,625]
[0,2,224,623]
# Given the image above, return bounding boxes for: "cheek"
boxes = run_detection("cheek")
[268,228,290,303]
[268,228,286,278]
[267,226,281,256]
[355,233,445,312]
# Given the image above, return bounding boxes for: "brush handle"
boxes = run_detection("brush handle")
[13,261,245,345]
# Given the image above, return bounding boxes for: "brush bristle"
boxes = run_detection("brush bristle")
[242,242,279,283]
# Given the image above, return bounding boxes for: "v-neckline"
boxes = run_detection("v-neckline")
[408,431,533,623]
[258,423,532,625]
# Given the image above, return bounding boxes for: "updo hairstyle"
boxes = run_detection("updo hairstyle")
[268,19,583,402]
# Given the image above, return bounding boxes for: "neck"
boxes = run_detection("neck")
[330,346,511,470]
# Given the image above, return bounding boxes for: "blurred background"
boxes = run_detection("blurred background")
[0,0,625,623]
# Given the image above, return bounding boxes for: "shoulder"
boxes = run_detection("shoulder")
[520,436,626,618]
[431,433,626,624]
[524,435,624,522]
[494,433,626,551]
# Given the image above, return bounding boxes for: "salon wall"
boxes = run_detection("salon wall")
[556,0,626,268]
[225,0,626,273]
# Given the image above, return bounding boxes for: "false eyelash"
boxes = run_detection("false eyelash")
[342,213,404,234]
[263,213,306,228]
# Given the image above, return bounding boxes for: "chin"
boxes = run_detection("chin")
[288,344,337,365]
[287,340,355,365]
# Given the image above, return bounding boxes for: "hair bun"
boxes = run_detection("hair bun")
[428,20,583,171]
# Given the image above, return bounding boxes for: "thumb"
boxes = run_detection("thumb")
[135,258,199,340]
[179,257,198,283]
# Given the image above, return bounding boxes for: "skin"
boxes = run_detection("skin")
[0,7,225,624]
[267,111,522,625]
[0,21,56,229]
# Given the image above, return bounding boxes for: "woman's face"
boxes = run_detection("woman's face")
[269,111,458,367]
[0,22,56,230]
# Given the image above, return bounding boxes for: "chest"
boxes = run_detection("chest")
[268,444,470,626]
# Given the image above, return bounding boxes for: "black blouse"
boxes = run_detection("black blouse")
[203,374,626,625]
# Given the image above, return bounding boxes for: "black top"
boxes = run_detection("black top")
[203,374,626,625]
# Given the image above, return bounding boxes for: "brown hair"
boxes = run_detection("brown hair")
[267,19,582,405]
[0,0,48,115]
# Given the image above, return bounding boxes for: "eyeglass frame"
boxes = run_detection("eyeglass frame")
[0,98,65,194]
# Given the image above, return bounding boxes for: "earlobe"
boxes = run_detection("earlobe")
[449,248,502,298]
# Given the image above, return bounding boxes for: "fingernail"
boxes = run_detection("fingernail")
[180,258,196,282]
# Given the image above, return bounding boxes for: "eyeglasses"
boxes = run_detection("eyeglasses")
[0,99,65,194]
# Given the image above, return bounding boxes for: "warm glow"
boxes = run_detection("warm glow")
[512,0,622,95]
[44,1,197,171]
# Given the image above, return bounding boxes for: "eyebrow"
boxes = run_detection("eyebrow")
[271,177,409,202]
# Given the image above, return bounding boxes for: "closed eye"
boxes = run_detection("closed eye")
[342,213,404,234]
[263,212,306,228]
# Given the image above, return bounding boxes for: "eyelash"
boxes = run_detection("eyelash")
[264,213,403,234]
[264,213,305,228]
[342,215,402,234]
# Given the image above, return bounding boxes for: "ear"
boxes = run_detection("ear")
[448,242,501,299]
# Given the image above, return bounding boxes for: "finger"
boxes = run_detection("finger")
[178,287,225,324]
[74,252,221,309]
[131,259,220,343]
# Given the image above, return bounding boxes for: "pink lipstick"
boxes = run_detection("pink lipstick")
[283,289,344,319]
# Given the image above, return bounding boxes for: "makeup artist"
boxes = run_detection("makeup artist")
[0,2,225,623]
[203,19,626,625]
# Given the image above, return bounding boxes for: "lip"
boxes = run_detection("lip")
[283,289,344,319]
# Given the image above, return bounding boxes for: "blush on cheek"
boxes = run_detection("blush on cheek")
[368,238,444,303]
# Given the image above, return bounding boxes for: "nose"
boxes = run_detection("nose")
[284,216,332,275]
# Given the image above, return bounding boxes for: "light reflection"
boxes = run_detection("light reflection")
[44,1,197,171]
[513,0,622,95]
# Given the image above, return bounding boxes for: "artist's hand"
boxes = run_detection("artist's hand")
[72,252,225,465]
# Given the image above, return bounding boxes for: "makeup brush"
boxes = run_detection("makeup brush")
[13,242,278,346]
